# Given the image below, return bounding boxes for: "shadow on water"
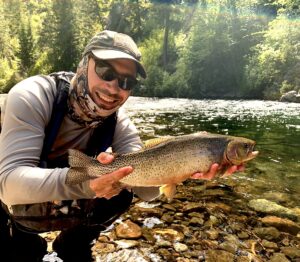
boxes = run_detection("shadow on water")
[125,97,300,207]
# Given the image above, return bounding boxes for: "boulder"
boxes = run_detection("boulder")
[280,91,300,103]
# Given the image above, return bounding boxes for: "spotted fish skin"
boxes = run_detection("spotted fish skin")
[66,132,258,188]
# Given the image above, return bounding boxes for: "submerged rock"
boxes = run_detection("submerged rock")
[248,199,299,220]
[152,228,185,242]
[115,220,142,239]
[205,250,235,262]
[260,216,300,235]
[253,227,281,240]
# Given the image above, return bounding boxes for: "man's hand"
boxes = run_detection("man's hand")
[89,152,133,199]
[190,163,245,180]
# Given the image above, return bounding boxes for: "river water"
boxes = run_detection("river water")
[124,97,300,207]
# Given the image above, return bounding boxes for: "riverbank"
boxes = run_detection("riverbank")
[43,178,300,261]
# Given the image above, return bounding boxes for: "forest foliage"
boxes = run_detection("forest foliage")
[0,0,299,100]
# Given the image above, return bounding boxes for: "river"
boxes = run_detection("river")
[124,97,300,207]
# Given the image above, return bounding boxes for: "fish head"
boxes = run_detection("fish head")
[225,138,259,165]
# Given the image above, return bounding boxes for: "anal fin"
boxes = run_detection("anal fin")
[160,184,177,202]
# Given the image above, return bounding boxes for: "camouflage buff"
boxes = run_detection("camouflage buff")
[68,55,121,128]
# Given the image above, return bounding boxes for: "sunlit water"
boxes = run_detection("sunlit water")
[124,97,300,206]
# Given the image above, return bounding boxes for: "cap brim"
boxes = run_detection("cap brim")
[91,49,146,78]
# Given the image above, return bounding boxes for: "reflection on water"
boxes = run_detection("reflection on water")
[124,97,300,206]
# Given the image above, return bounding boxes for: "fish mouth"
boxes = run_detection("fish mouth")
[245,150,259,161]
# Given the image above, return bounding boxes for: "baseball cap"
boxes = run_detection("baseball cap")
[83,30,146,78]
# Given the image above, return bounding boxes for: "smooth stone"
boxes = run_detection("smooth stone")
[269,253,290,262]
[281,247,300,259]
[189,217,204,226]
[92,242,116,253]
[114,240,139,249]
[205,202,232,213]
[182,202,205,212]
[162,204,177,211]
[219,241,238,254]
[152,228,185,242]
[261,239,278,249]
[253,227,281,240]
[161,213,174,223]
[173,242,188,252]
[260,216,300,235]
[248,199,299,220]
[237,232,249,239]
[206,229,219,240]
[205,249,235,262]
[115,220,142,239]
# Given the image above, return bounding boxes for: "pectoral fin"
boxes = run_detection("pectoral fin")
[132,187,161,201]
[160,184,177,202]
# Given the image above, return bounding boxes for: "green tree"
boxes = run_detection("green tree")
[245,15,300,99]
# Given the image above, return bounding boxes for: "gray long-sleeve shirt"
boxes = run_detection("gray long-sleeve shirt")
[0,75,143,206]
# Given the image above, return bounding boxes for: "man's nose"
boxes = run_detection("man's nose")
[106,79,120,93]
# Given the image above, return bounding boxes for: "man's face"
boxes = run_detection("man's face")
[87,57,137,111]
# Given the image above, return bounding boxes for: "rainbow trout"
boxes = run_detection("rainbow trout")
[67,132,258,199]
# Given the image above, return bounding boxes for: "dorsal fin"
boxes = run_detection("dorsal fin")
[144,136,174,149]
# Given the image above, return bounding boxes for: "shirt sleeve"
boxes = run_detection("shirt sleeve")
[112,107,143,154]
[0,76,94,206]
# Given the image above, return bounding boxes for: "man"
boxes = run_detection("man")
[0,30,241,261]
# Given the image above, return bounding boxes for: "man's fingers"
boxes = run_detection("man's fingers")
[190,163,219,180]
[110,166,133,181]
[97,152,114,164]
[221,165,238,178]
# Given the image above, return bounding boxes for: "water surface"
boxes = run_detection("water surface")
[124,97,300,206]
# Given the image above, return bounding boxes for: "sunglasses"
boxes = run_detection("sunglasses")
[94,59,138,91]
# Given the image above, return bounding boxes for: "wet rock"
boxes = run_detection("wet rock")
[206,229,219,240]
[201,189,227,197]
[253,227,281,240]
[269,253,290,262]
[156,239,172,247]
[261,239,278,249]
[205,249,235,262]
[204,215,220,227]
[92,242,116,254]
[182,202,205,212]
[198,239,219,249]
[260,216,300,235]
[189,217,204,226]
[248,199,299,220]
[162,203,177,211]
[114,240,139,249]
[237,232,249,239]
[173,242,188,252]
[142,217,163,228]
[131,206,164,217]
[157,248,172,260]
[219,241,238,254]
[152,228,185,242]
[280,90,300,103]
[96,248,157,262]
[262,192,291,203]
[161,213,174,223]
[281,247,300,259]
[188,212,204,218]
[281,237,290,246]
[115,220,142,239]
[141,228,156,243]
[171,224,191,237]
[205,202,232,213]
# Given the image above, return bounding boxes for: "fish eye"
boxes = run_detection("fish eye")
[243,143,250,149]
